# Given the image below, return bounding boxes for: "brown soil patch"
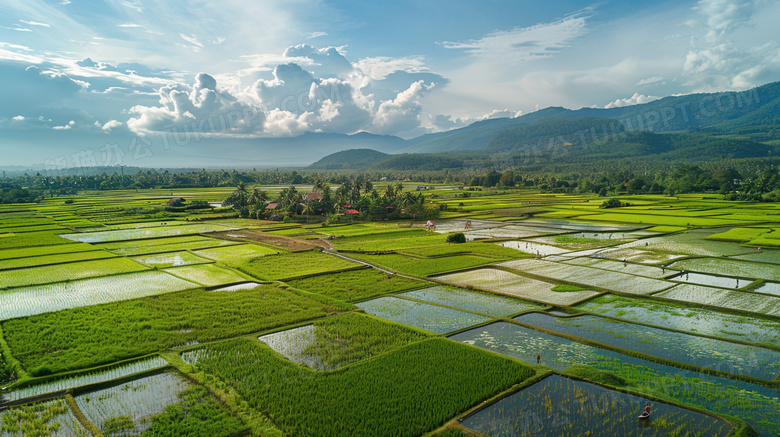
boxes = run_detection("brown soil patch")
[210,230,333,251]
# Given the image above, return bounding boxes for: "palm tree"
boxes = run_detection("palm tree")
[303,201,314,223]
[233,183,248,207]
[248,187,268,205]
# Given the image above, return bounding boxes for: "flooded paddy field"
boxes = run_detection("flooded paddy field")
[399,285,545,317]
[585,247,688,264]
[513,312,780,380]
[669,258,780,281]
[657,284,780,317]
[499,241,572,256]
[450,321,780,436]
[355,296,492,334]
[576,294,780,346]
[0,399,88,437]
[75,372,191,435]
[462,374,731,437]
[668,271,752,289]
[560,257,669,278]
[10,193,780,436]
[497,259,673,295]
[434,268,599,305]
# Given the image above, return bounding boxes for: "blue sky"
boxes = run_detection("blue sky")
[1,0,779,167]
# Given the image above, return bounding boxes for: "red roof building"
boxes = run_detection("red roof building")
[266,202,279,210]
[345,209,360,214]
[303,193,323,201]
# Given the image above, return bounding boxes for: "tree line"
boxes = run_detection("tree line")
[6,158,780,204]
[222,180,439,222]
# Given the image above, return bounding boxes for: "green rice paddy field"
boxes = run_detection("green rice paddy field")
[2,188,780,436]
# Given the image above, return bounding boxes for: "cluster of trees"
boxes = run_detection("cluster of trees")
[223,179,439,222]
[464,164,778,199]
[0,184,41,204]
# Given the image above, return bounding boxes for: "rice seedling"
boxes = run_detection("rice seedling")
[0,251,118,271]
[2,285,347,374]
[60,224,235,244]
[348,253,497,276]
[258,312,431,370]
[285,268,426,302]
[75,372,191,435]
[576,294,780,346]
[669,258,780,281]
[183,337,533,436]
[131,251,212,268]
[434,268,598,306]
[0,399,89,437]
[514,312,780,380]
[138,385,246,437]
[400,242,531,260]
[497,259,672,295]
[0,258,150,289]
[2,357,169,403]
[0,271,198,321]
[237,250,360,281]
[355,296,491,334]
[399,286,544,317]
[658,284,780,317]
[192,244,280,265]
[0,231,77,250]
[163,264,246,287]
[462,375,731,437]
[451,321,780,437]
[0,243,98,261]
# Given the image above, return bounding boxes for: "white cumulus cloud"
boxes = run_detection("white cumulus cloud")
[127,45,446,139]
[605,93,661,108]
[53,120,75,130]
[101,120,122,132]
[12,115,25,121]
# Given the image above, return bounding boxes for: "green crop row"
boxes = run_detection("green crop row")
[285,268,427,302]
[331,228,433,242]
[1,285,350,376]
[237,250,360,281]
[705,227,770,242]
[0,250,118,271]
[399,242,531,260]
[0,243,99,261]
[349,253,499,277]
[185,337,534,436]
[0,224,68,234]
[0,257,149,289]
[0,231,76,250]
[138,385,247,437]
[298,313,431,369]
[334,234,448,252]
[0,218,55,228]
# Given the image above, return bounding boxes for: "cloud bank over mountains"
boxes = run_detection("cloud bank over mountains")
[1,0,779,167]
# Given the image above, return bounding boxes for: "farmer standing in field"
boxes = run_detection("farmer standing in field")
[536,354,541,364]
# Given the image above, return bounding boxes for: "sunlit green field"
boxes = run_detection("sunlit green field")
[1,187,779,436]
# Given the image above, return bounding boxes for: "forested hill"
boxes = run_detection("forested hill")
[401,81,780,154]
[312,130,777,171]
[308,149,390,169]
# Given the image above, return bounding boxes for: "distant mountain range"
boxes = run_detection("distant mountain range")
[309,81,780,170]
[18,81,780,173]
